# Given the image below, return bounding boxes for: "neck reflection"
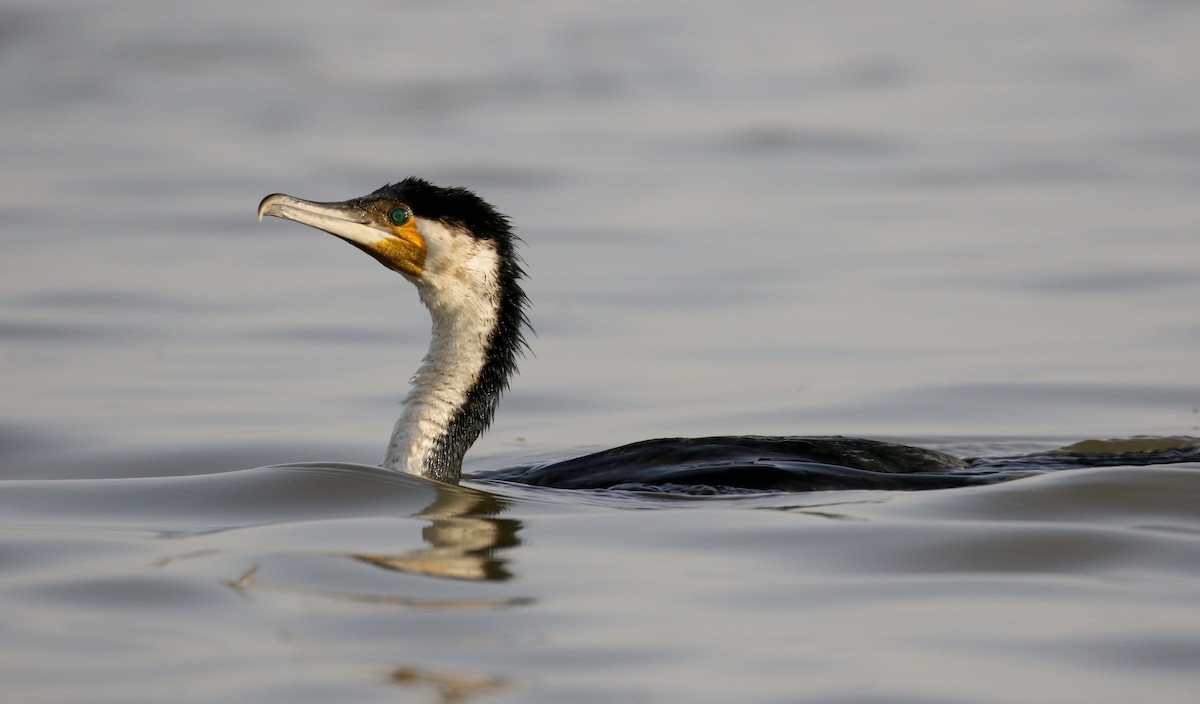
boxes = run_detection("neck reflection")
[354,485,521,582]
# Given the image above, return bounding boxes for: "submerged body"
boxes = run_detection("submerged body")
[478,435,981,492]
[259,178,1200,492]
[476,435,1200,493]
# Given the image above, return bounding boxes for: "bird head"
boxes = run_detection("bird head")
[258,176,516,284]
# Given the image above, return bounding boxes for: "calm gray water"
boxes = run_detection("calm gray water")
[2,1,1199,702]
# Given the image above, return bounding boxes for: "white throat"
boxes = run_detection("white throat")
[384,219,502,480]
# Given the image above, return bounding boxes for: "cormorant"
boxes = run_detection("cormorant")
[258,178,1200,492]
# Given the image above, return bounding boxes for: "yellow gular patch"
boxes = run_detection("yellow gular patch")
[376,218,427,277]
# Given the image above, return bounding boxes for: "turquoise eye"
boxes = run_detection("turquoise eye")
[388,207,412,225]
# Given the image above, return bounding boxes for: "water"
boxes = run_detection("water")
[2,1,1199,701]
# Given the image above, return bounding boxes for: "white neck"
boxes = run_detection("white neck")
[383,219,503,481]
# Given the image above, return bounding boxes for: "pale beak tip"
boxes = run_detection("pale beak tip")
[257,193,286,223]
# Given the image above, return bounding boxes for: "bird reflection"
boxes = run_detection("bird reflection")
[389,664,509,704]
[224,478,527,609]
[354,486,521,581]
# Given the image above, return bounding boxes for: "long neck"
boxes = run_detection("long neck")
[384,243,527,482]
